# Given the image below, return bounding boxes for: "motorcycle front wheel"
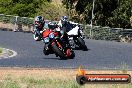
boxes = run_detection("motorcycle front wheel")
[69,50,75,59]
[51,43,67,60]
[77,37,88,51]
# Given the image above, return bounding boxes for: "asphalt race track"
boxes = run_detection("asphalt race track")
[0,30,132,69]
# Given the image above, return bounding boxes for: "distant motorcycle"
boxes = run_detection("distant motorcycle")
[63,24,88,51]
[42,25,75,59]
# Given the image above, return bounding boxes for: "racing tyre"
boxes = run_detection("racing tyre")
[43,46,49,55]
[69,51,75,59]
[52,43,66,60]
[77,37,88,51]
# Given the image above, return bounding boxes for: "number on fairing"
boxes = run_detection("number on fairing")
[49,33,54,38]
[44,37,49,43]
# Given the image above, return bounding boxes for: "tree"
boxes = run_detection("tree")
[0,0,46,17]
[0,0,14,14]
[62,0,132,28]
[108,0,132,28]
[37,1,67,20]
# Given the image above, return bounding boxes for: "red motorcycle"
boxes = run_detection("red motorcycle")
[42,27,75,60]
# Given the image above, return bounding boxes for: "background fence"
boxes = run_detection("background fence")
[0,14,132,43]
[84,25,132,43]
[0,14,34,32]
[0,14,34,26]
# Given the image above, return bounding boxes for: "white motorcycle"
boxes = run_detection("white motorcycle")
[65,24,88,51]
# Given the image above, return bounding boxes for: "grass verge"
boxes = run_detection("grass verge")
[0,77,132,88]
[0,76,81,88]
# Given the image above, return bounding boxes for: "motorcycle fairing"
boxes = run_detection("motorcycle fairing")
[43,29,52,38]
[67,26,79,36]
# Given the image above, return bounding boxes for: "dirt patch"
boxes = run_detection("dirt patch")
[0,68,76,80]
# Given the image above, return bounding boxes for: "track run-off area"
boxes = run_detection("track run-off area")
[0,30,132,70]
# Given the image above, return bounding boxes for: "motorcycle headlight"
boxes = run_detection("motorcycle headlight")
[49,33,54,38]
[44,37,49,43]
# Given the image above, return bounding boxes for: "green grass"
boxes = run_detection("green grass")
[0,76,20,88]
[0,48,3,54]
[0,81,20,88]
[0,76,82,88]
[20,77,82,88]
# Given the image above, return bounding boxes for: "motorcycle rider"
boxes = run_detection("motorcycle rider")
[33,16,45,41]
[48,21,65,39]
[57,16,76,47]
[58,16,79,33]
[47,21,69,49]
[57,16,80,47]
[58,16,87,49]
[33,16,50,52]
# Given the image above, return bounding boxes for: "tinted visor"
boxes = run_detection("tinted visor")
[35,21,45,25]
